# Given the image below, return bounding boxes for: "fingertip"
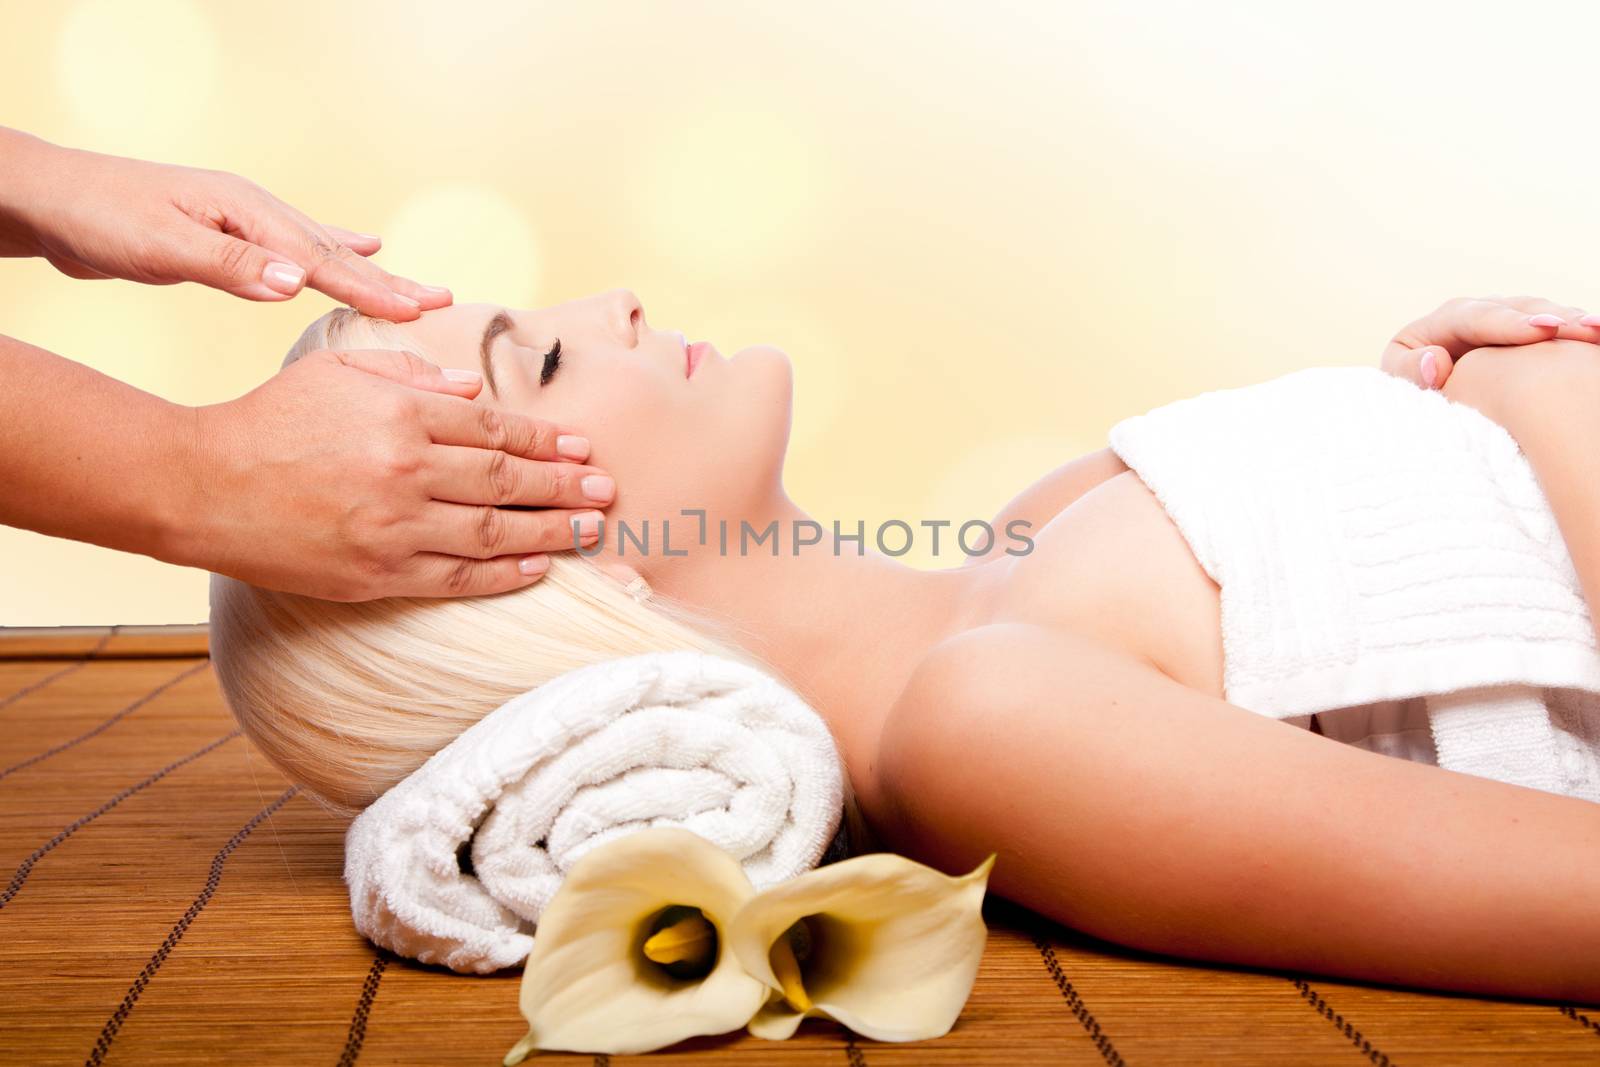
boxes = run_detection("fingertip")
[347,290,423,322]
[393,280,453,310]
[1528,313,1566,329]
[325,226,383,256]
[1431,348,1455,389]
[439,367,485,398]
[232,282,300,303]
[262,260,308,296]
[555,434,591,461]
[517,554,551,579]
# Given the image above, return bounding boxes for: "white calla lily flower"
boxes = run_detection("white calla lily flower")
[728,851,998,1042]
[503,826,768,1062]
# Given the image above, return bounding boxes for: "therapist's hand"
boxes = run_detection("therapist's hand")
[0,126,447,321]
[1382,295,1600,391]
[189,350,614,601]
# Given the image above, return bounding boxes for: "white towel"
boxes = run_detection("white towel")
[1107,364,1600,802]
[343,650,847,974]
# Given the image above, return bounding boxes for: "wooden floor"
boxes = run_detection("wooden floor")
[1,626,1597,1066]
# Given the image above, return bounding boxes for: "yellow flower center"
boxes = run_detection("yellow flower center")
[640,905,718,980]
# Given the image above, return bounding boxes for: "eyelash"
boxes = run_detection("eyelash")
[539,339,562,386]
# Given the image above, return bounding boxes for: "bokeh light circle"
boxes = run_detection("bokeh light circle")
[56,0,219,154]
[381,184,541,307]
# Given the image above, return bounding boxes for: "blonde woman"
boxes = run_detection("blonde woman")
[210,289,1600,1006]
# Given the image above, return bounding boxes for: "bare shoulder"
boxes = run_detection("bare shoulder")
[873,621,1173,799]
[968,447,1130,564]
[892,620,1161,717]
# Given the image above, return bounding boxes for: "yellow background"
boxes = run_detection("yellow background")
[2,0,1594,625]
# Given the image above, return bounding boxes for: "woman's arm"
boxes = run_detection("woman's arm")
[1443,340,1600,652]
[867,622,1600,1003]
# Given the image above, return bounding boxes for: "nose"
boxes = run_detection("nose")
[608,288,644,346]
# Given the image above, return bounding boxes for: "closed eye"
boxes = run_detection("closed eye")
[539,339,562,386]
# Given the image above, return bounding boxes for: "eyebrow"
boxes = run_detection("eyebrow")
[478,310,514,397]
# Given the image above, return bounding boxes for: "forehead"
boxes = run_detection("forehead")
[393,302,502,368]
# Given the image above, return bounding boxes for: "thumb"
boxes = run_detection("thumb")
[179,228,309,302]
[1383,342,1455,390]
[323,347,486,399]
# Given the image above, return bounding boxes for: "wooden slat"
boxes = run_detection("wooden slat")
[0,624,210,660]
[0,654,1597,1064]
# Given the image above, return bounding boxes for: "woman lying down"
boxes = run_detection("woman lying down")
[210,290,1600,1005]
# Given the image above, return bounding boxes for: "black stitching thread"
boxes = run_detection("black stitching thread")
[1031,931,1125,1066]
[84,785,299,1067]
[0,659,209,783]
[1560,1004,1600,1038]
[0,661,85,712]
[0,730,241,910]
[844,1031,868,1067]
[336,952,390,1067]
[1291,978,1392,1065]
[593,1056,610,1067]
[0,626,121,715]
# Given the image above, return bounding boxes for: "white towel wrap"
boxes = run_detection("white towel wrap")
[1107,365,1600,802]
[343,650,847,974]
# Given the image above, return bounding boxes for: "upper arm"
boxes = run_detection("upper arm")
[1445,341,1600,647]
[873,622,1600,1002]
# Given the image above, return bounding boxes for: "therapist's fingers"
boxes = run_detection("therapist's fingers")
[418,395,595,464]
[424,444,612,507]
[259,198,452,318]
[171,225,317,303]
[392,551,556,597]
[417,501,605,559]
[326,348,487,399]
[322,225,383,257]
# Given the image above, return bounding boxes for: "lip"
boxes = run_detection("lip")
[686,340,717,378]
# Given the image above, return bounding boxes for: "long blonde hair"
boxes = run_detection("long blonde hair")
[209,308,869,853]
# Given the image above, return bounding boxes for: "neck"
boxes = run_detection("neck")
[633,492,1002,769]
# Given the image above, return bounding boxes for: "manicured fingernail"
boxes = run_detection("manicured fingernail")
[555,434,590,460]
[1528,314,1565,327]
[418,285,451,296]
[518,554,549,576]
[1420,350,1437,388]
[572,510,603,542]
[1580,314,1600,327]
[581,474,615,503]
[352,231,381,243]
[262,261,306,293]
[394,292,421,309]
[442,368,481,383]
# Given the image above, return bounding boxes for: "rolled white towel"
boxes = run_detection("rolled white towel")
[343,650,847,974]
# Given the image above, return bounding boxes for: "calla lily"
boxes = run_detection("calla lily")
[727,850,998,1042]
[502,826,767,1062]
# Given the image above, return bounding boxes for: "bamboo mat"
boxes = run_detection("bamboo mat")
[1,626,1597,1066]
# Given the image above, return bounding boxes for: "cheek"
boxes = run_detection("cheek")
[564,384,693,519]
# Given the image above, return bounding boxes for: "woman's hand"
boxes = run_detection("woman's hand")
[1380,295,1600,390]
[0,126,447,321]
[185,347,616,601]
